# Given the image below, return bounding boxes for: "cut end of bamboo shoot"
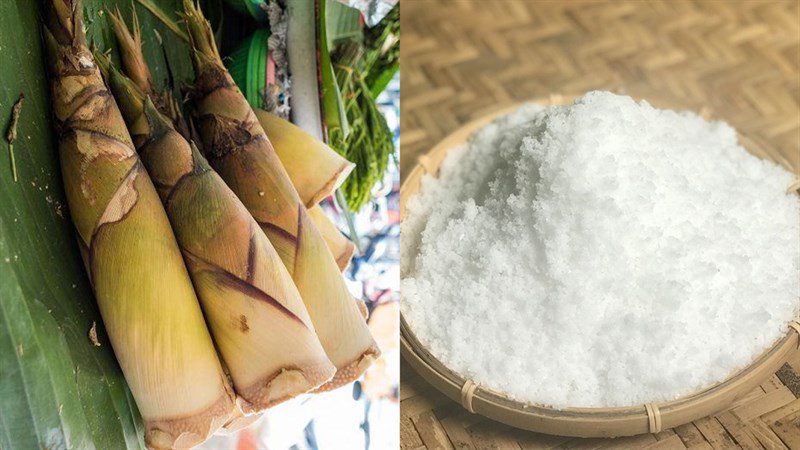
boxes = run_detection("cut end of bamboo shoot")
[255,109,355,208]
[290,208,380,390]
[145,390,235,450]
[237,360,336,412]
[315,344,381,392]
[314,162,354,208]
[219,404,262,435]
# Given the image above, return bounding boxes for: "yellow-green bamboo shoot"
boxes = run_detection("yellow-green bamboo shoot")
[100,55,336,411]
[255,110,356,270]
[254,108,353,207]
[107,7,153,95]
[184,0,378,390]
[308,205,356,271]
[107,10,355,270]
[107,8,191,141]
[42,1,235,448]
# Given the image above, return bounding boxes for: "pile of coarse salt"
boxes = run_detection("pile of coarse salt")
[401,91,800,408]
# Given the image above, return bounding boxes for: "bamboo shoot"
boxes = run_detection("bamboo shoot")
[183,0,378,390]
[99,54,336,411]
[42,1,235,447]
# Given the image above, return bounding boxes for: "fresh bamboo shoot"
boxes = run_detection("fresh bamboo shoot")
[107,10,355,270]
[98,53,336,411]
[107,8,192,142]
[42,1,235,448]
[254,108,353,207]
[107,7,154,95]
[183,0,378,390]
[308,204,355,271]
[255,109,356,270]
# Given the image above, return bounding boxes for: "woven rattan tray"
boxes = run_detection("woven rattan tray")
[400,99,800,438]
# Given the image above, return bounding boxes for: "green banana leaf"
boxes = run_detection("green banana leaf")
[0,1,198,448]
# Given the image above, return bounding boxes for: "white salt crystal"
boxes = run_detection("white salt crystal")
[401,91,800,408]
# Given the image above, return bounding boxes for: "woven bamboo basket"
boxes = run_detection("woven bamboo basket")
[400,97,800,438]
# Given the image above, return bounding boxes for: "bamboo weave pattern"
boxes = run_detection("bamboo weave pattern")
[401,1,800,448]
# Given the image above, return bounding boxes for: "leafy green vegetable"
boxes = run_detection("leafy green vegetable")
[338,73,394,211]
[327,5,398,211]
[363,5,399,98]
[0,1,197,448]
[319,0,350,144]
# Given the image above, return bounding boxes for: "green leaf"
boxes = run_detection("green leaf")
[326,1,362,48]
[363,5,399,98]
[319,0,350,141]
[368,64,399,98]
[134,0,190,42]
[135,0,225,44]
[0,1,198,448]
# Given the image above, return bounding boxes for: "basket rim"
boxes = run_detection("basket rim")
[401,315,797,413]
[399,97,800,437]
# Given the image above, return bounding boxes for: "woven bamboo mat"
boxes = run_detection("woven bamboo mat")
[401,358,800,449]
[400,0,800,448]
[400,0,800,180]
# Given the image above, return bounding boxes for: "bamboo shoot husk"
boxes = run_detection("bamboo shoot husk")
[254,108,353,207]
[99,55,336,411]
[42,2,235,448]
[107,7,153,95]
[255,110,356,270]
[107,8,192,141]
[308,205,355,271]
[107,10,354,270]
[183,0,378,390]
